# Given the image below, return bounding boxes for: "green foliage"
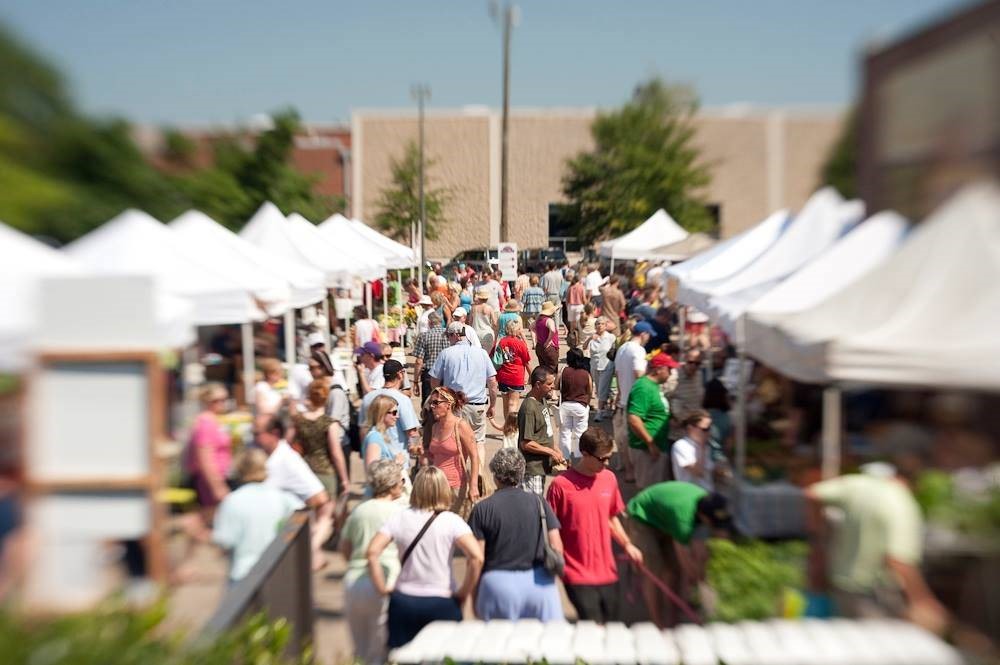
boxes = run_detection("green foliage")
[707,539,807,622]
[820,108,857,199]
[374,140,450,242]
[562,78,714,243]
[0,601,311,665]
[915,470,1000,539]
[0,25,341,241]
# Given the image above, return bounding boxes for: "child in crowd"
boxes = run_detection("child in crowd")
[488,412,519,450]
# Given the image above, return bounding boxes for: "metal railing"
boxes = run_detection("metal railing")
[202,510,313,657]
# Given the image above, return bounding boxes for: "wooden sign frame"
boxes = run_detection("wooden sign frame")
[25,351,167,587]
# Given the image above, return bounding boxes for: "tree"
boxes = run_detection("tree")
[820,107,857,199]
[562,78,713,242]
[373,140,450,242]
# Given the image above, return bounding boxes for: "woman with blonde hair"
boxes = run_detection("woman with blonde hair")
[493,318,532,419]
[254,358,287,417]
[470,288,498,351]
[289,379,350,500]
[366,466,484,650]
[418,387,480,515]
[364,395,409,472]
[186,382,233,515]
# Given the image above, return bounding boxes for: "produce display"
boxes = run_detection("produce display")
[707,539,807,622]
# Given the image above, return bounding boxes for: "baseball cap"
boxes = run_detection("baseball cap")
[633,321,655,336]
[382,359,404,379]
[306,331,326,347]
[648,352,679,369]
[452,306,468,318]
[697,493,735,534]
[446,321,466,335]
[354,341,383,358]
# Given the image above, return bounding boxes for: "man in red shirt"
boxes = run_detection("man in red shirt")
[546,427,643,622]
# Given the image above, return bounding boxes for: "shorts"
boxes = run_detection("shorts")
[521,474,545,497]
[630,446,671,489]
[563,582,620,623]
[498,382,525,394]
[567,304,584,325]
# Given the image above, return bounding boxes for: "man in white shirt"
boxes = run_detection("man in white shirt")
[584,264,605,307]
[416,295,435,335]
[670,409,717,492]
[355,341,385,394]
[213,448,302,581]
[449,307,482,348]
[255,415,333,571]
[477,272,504,311]
[613,321,654,482]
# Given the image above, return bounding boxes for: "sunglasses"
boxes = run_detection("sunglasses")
[586,451,613,463]
[694,424,712,432]
[382,354,393,360]
[387,409,399,416]
[428,399,447,407]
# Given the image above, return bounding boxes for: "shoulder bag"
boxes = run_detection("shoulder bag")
[400,510,443,568]
[535,495,565,577]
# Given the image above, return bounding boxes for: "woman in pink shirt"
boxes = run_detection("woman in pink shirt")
[186,383,233,517]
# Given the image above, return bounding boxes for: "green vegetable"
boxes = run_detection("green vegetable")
[707,539,807,622]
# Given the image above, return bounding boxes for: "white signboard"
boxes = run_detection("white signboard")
[498,242,518,282]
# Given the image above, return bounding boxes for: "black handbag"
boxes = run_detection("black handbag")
[535,495,565,577]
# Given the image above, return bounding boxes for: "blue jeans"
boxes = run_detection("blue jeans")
[387,590,462,648]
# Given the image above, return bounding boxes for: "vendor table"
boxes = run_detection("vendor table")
[733,480,807,539]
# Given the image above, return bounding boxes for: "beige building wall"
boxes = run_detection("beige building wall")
[354,106,844,260]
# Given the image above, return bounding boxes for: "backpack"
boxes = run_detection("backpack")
[331,384,363,453]
[491,339,515,369]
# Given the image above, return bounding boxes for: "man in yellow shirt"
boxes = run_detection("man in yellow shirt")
[806,468,948,634]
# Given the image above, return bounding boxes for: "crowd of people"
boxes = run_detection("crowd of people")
[181,258,968,662]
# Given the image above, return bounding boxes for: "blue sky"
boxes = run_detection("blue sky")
[1,0,969,125]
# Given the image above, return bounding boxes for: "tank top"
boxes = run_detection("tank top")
[428,421,464,489]
[535,315,559,348]
[471,305,496,350]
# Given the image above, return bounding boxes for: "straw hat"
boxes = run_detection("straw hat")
[540,300,559,316]
[504,299,521,312]
[475,288,490,301]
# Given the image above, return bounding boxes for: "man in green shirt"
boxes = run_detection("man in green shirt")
[626,481,732,627]
[518,366,565,496]
[627,352,678,489]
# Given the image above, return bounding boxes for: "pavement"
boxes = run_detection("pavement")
[165,331,653,664]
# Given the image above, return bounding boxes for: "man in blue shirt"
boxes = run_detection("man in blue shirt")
[430,322,499,454]
[359,360,420,450]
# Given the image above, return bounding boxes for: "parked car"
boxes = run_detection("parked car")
[443,248,499,276]
[522,247,567,274]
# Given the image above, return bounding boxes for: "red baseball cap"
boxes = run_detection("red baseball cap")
[648,352,679,369]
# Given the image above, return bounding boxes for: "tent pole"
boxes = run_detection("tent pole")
[678,306,687,357]
[821,386,842,479]
[284,309,296,368]
[382,271,389,337]
[320,295,331,349]
[366,282,373,319]
[735,318,748,478]
[241,322,255,408]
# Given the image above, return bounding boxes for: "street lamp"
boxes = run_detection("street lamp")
[490,1,519,244]
[411,83,431,288]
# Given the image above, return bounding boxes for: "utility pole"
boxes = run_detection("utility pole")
[411,83,430,288]
[491,2,519,243]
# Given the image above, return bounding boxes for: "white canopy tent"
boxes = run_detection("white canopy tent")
[287,213,386,282]
[764,183,1000,391]
[646,232,717,263]
[346,216,417,268]
[170,210,329,401]
[686,188,865,327]
[320,214,415,270]
[65,210,260,326]
[743,210,910,370]
[0,222,194,372]
[667,209,790,309]
[600,208,689,269]
[170,210,326,310]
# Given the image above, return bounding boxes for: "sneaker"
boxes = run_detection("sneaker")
[594,411,604,422]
